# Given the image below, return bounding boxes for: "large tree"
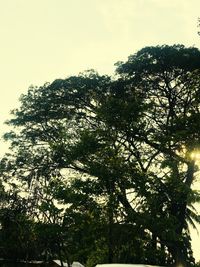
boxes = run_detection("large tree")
[1,45,200,266]
[108,45,200,266]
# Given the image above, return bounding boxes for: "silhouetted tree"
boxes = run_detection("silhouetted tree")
[1,46,200,266]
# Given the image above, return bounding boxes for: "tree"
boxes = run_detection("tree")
[112,45,200,266]
[1,46,200,266]
[0,187,37,260]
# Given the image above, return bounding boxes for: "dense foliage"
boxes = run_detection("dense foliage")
[1,45,200,267]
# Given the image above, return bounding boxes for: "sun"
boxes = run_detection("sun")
[190,151,200,161]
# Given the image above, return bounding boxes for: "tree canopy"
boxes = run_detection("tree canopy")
[1,45,200,267]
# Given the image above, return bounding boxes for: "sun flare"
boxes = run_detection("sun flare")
[190,151,200,160]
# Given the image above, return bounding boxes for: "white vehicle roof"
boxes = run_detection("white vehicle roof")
[96,264,163,267]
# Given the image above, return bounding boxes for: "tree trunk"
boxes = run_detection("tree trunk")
[108,194,114,263]
[169,160,195,267]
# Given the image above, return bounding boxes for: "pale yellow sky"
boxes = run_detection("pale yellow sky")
[0,0,200,261]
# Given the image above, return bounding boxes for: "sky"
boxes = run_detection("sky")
[0,0,200,261]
